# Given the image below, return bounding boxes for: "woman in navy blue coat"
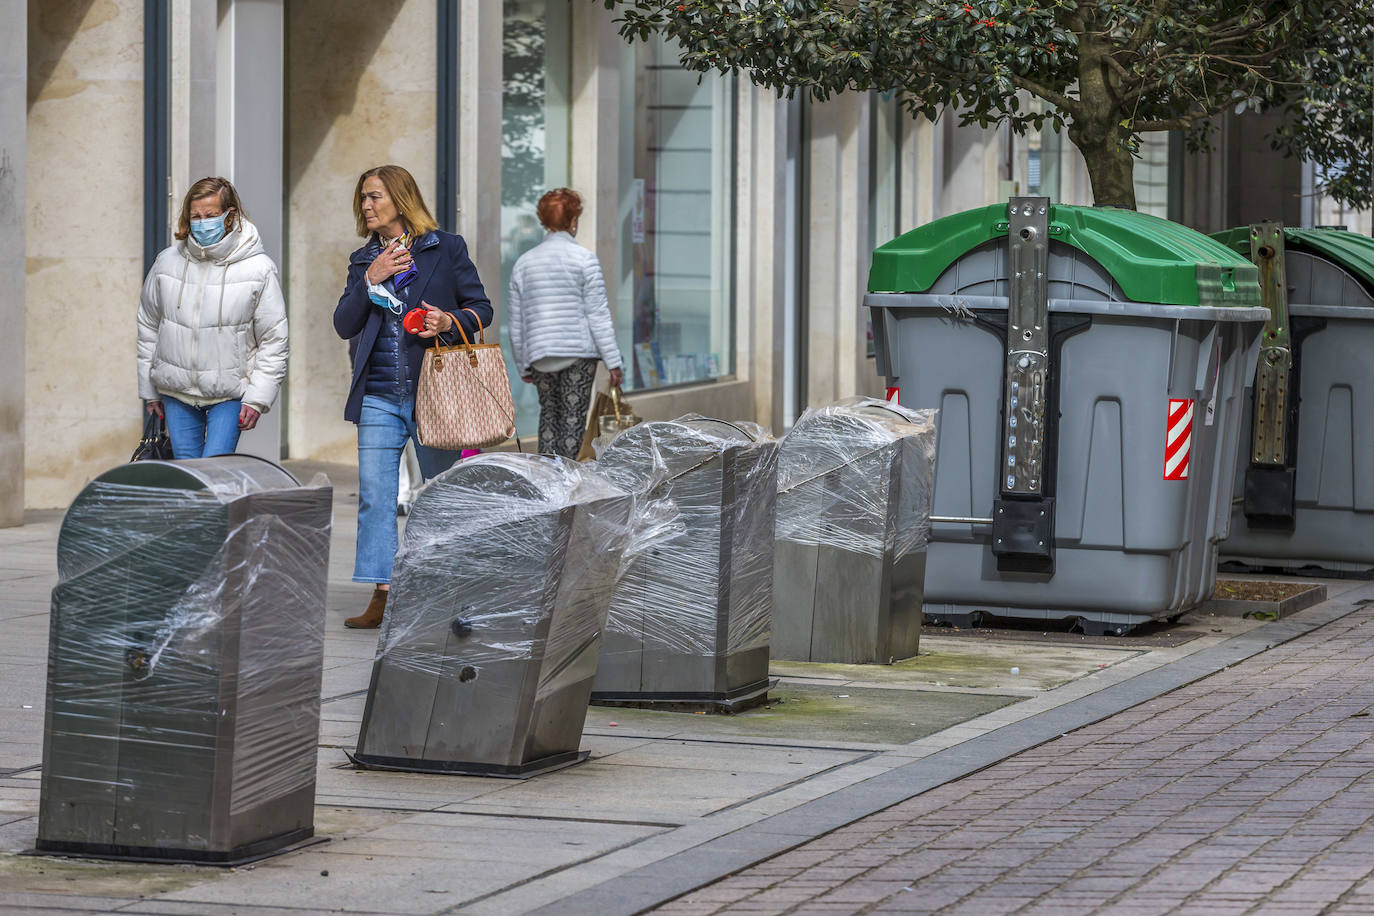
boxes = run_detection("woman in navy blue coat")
[333,164,493,628]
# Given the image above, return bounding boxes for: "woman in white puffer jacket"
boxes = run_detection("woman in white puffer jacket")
[137,177,288,458]
[508,188,624,457]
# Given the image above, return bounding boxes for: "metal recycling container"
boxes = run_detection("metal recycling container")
[591,417,779,707]
[865,199,1268,635]
[773,398,938,664]
[37,456,332,864]
[1214,225,1374,576]
[351,454,634,777]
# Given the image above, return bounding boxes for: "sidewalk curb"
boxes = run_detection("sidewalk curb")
[533,588,1373,916]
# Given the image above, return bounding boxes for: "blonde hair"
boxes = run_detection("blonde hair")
[353,165,440,238]
[175,177,245,241]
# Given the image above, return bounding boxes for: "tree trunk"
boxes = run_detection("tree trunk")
[1071,25,1138,210]
[1068,120,1138,209]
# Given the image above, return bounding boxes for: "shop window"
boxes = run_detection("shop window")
[617,35,736,390]
[500,0,571,436]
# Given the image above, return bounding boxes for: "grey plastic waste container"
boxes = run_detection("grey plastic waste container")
[37,456,332,864]
[351,454,634,777]
[1215,225,1374,576]
[773,398,938,664]
[591,416,779,707]
[866,199,1268,635]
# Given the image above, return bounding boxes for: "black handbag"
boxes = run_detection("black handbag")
[132,411,174,461]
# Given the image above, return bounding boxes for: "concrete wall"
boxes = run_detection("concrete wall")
[0,0,25,525]
[1180,112,1305,235]
[284,0,436,463]
[26,0,144,508]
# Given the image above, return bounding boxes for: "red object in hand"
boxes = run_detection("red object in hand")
[403,307,428,335]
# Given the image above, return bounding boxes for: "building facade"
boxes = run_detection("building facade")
[3,0,1363,521]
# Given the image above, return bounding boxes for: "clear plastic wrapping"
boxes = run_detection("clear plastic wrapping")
[776,398,938,560]
[771,398,937,664]
[38,459,333,858]
[589,416,780,695]
[353,453,640,772]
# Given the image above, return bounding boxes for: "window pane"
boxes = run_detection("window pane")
[500,0,570,437]
[1133,132,1170,218]
[617,36,735,391]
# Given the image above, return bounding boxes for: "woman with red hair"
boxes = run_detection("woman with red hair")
[507,188,625,457]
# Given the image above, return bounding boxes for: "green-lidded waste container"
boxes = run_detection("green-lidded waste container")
[773,398,937,664]
[37,456,332,864]
[351,454,634,777]
[865,198,1268,635]
[1214,224,1374,576]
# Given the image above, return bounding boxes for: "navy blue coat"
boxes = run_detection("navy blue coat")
[334,230,493,423]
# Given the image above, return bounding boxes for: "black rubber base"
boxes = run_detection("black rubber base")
[924,611,987,630]
[29,827,322,867]
[1219,560,1374,581]
[924,611,1147,638]
[346,749,588,778]
[590,677,775,713]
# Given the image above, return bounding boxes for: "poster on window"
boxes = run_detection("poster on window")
[631,178,646,244]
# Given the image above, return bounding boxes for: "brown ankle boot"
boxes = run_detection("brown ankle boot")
[345,587,388,629]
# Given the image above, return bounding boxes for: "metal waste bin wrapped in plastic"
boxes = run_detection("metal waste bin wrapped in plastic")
[590,417,779,707]
[866,199,1268,635]
[1214,224,1374,575]
[351,454,635,777]
[774,398,938,664]
[37,457,333,864]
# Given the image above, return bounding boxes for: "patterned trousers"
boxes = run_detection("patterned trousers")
[532,358,599,458]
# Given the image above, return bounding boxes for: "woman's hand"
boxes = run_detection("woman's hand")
[145,399,164,420]
[416,302,455,338]
[364,238,413,286]
[609,367,624,388]
[239,405,261,431]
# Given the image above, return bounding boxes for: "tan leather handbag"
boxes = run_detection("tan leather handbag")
[577,385,641,460]
[415,309,516,450]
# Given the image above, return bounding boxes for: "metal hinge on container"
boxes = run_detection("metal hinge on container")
[1243,221,1297,527]
[992,197,1056,573]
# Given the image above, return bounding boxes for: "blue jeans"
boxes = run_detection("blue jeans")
[163,396,242,459]
[354,394,462,584]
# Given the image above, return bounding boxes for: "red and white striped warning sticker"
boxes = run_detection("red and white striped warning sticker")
[1165,398,1194,481]
[886,386,901,405]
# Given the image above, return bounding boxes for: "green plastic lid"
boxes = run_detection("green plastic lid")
[869,203,1262,308]
[1211,225,1374,293]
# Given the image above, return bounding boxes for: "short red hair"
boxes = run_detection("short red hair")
[536,188,583,232]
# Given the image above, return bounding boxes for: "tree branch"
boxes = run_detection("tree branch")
[1008,72,1079,116]
[1134,99,1234,132]
[1127,0,1173,53]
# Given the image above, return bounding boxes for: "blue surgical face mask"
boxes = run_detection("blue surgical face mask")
[190,214,227,246]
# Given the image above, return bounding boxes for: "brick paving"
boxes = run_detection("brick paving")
[654,607,1374,915]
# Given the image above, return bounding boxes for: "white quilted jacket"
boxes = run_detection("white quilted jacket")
[507,231,624,374]
[136,218,288,412]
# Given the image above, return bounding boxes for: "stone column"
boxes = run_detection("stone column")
[804,93,881,409]
[217,0,284,461]
[27,0,145,509]
[170,1,218,202]
[735,85,788,432]
[570,4,620,304]
[284,0,435,463]
[0,0,24,526]
[458,0,502,315]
